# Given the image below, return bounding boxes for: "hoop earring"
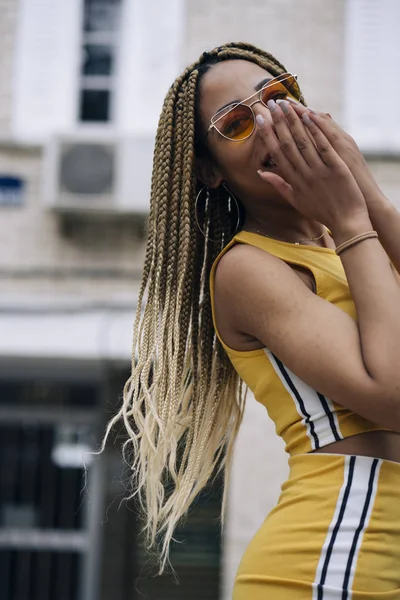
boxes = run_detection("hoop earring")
[195,184,241,243]
[195,186,217,243]
[222,183,241,236]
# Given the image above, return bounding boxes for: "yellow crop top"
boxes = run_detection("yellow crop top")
[209,230,390,456]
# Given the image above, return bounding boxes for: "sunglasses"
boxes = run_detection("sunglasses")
[207,73,301,142]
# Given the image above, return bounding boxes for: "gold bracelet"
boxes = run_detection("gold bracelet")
[335,231,378,256]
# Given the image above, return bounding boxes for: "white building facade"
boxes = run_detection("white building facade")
[0,1,399,599]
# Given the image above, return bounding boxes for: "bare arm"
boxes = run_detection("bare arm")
[216,98,400,431]
[333,215,400,387]
[363,196,400,276]
[215,236,400,432]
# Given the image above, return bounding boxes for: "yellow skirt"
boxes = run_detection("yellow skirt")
[233,453,400,599]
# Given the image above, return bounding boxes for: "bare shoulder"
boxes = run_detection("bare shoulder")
[214,241,275,282]
[213,242,312,350]
[214,242,313,308]
[213,242,400,431]
[215,241,286,278]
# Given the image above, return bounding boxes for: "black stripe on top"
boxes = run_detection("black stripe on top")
[341,458,380,600]
[317,392,342,442]
[271,354,320,450]
[317,455,356,600]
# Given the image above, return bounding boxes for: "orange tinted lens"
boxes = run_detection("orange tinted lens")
[216,105,254,140]
[277,74,301,98]
[261,75,301,105]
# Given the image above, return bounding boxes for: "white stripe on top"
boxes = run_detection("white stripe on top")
[264,349,343,451]
[312,455,382,599]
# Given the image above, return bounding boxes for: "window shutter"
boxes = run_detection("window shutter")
[115,0,185,134]
[344,0,400,153]
[12,0,82,143]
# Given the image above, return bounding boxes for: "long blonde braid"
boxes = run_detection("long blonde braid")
[103,42,306,573]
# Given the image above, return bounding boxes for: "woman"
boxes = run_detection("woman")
[105,42,400,597]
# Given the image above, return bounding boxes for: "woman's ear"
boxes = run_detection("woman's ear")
[195,157,223,189]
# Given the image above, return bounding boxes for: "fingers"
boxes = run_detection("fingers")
[286,98,342,141]
[304,112,352,158]
[273,99,323,168]
[286,96,311,113]
[287,101,366,191]
[280,98,345,169]
[257,100,345,186]
[282,98,319,147]
[257,171,295,205]
[300,111,344,168]
[266,100,306,171]
[255,114,296,181]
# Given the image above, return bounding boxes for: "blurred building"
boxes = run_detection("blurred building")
[0,1,399,599]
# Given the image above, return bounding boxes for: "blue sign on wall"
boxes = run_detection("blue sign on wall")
[0,176,25,207]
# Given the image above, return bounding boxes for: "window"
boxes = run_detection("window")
[344,0,400,153]
[12,0,184,141]
[79,0,122,123]
[0,379,100,600]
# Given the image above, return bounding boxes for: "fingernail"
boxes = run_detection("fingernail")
[302,112,313,125]
[256,114,265,126]
[286,97,300,105]
[276,99,290,114]
[267,99,277,112]
[306,106,318,114]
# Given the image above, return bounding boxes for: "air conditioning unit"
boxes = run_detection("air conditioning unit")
[43,133,154,214]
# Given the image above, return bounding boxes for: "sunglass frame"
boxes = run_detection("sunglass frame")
[207,73,299,142]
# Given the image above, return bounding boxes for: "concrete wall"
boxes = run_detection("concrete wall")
[0,144,144,300]
[0,0,16,133]
[185,0,347,117]
[0,0,144,304]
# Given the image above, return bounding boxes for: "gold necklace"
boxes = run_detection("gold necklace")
[243,227,327,246]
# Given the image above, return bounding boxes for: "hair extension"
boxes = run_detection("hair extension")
[102,41,306,573]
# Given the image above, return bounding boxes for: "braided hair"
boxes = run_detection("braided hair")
[103,42,306,572]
